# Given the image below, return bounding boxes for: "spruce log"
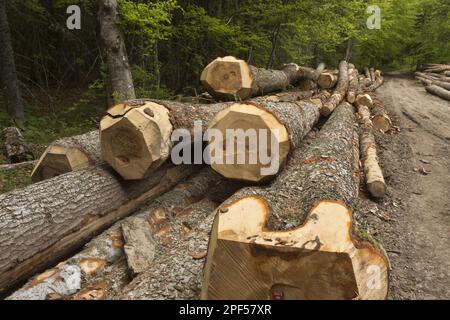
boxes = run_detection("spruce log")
[364,67,372,84]
[201,102,388,300]
[0,162,196,295]
[1,127,34,163]
[366,75,384,92]
[370,96,392,133]
[360,130,387,198]
[31,131,101,182]
[100,99,224,180]
[7,168,237,300]
[425,85,450,101]
[207,95,320,182]
[355,94,373,108]
[321,60,349,116]
[347,66,358,103]
[370,68,376,83]
[318,72,338,89]
[101,94,319,182]
[200,56,303,101]
[357,105,387,198]
[416,76,450,91]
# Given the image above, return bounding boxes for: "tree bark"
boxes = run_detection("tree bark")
[31,131,101,182]
[202,102,388,300]
[1,127,34,163]
[321,60,349,116]
[200,56,304,101]
[101,93,319,181]
[7,168,240,300]
[97,0,135,104]
[0,1,24,124]
[416,77,450,91]
[0,162,196,295]
[425,84,450,101]
[356,105,387,198]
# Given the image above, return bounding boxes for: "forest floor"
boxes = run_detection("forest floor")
[358,73,450,299]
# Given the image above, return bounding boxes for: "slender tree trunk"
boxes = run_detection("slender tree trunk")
[266,24,281,69]
[97,0,135,105]
[0,1,24,125]
[345,38,353,62]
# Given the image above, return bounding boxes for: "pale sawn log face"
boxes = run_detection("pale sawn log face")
[0,162,196,295]
[200,56,303,101]
[31,131,101,182]
[206,96,320,182]
[201,102,388,300]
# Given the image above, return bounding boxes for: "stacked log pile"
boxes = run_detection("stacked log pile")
[415,64,450,101]
[1,55,392,300]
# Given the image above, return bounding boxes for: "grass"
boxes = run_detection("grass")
[0,85,106,194]
[0,163,34,194]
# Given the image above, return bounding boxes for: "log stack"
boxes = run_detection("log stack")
[2,55,391,300]
[415,64,450,101]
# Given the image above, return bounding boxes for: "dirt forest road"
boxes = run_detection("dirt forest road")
[364,74,450,299]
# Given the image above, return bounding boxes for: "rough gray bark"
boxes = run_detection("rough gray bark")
[321,60,349,116]
[366,75,384,92]
[31,131,101,182]
[0,162,196,295]
[0,1,24,124]
[97,0,135,104]
[417,77,450,91]
[7,168,240,300]
[425,85,450,101]
[223,101,358,231]
[347,66,358,103]
[249,64,301,96]
[1,127,34,163]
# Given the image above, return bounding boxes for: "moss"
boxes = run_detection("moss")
[0,163,34,194]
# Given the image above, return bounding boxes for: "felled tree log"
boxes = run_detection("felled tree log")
[207,95,320,182]
[355,93,373,108]
[201,102,388,300]
[359,130,387,198]
[31,131,101,182]
[298,79,317,91]
[357,105,387,198]
[416,76,450,91]
[1,127,34,163]
[100,99,225,180]
[366,75,384,92]
[425,85,450,101]
[117,199,217,300]
[318,72,338,89]
[370,68,376,82]
[0,162,196,295]
[364,67,372,84]
[200,56,303,101]
[321,60,349,116]
[370,96,392,133]
[7,168,236,300]
[347,65,358,103]
[423,64,450,74]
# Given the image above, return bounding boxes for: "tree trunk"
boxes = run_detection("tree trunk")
[0,162,196,295]
[207,95,320,182]
[7,168,240,300]
[346,65,358,103]
[425,84,450,101]
[370,95,392,133]
[202,102,388,300]
[97,0,135,104]
[1,127,34,163]
[321,60,349,116]
[0,1,24,125]
[369,68,376,83]
[200,56,304,101]
[345,37,353,62]
[357,105,387,198]
[417,77,450,91]
[366,75,384,92]
[31,131,101,182]
[318,72,338,89]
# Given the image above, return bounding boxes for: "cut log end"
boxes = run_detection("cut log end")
[318,73,337,89]
[100,101,172,180]
[207,103,290,182]
[201,198,388,300]
[200,56,253,101]
[367,181,387,198]
[372,115,391,133]
[31,145,92,182]
[355,94,373,108]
